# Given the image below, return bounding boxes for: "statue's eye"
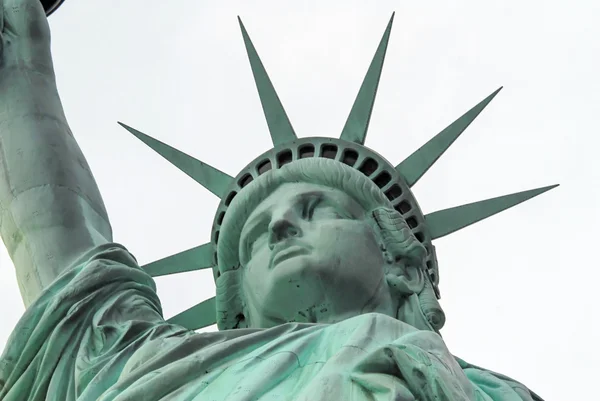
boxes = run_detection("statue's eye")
[302,195,322,220]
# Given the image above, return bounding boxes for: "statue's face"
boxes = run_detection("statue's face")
[239,182,397,328]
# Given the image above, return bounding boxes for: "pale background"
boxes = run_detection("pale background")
[1,0,598,399]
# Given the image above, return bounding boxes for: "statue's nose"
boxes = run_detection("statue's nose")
[268,217,301,249]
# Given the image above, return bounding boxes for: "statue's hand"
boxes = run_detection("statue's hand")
[0,0,52,74]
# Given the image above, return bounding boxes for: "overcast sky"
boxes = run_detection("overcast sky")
[1,0,598,399]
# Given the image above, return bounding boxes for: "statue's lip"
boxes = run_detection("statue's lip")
[272,245,309,267]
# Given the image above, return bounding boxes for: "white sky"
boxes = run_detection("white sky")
[1,0,598,399]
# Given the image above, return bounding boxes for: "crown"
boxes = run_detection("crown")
[118,13,557,331]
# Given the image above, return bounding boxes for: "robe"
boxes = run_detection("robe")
[0,243,542,400]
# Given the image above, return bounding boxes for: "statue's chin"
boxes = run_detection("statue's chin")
[254,290,395,328]
[284,287,396,326]
[252,256,394,327]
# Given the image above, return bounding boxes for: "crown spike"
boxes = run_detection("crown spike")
[119,122,234,198]
[238,17,297,146]
[143,244,213,277]
[425,184,558,240]
[396,87,503,187]
[339,12,395,145]
[167,297,217,330]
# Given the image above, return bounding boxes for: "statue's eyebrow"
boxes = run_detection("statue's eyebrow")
[295,190,359,218]
[292,190,325,205]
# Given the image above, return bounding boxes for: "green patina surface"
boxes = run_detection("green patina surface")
[0,1,552,400]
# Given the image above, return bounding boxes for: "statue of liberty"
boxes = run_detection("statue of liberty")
[0,1,554,399]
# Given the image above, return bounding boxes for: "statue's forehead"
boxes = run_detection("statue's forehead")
[250,182,335,212]
[245,182,359,220]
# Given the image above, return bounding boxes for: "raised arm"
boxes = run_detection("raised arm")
[0,0,112,306]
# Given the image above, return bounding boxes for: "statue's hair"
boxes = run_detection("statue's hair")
[215,158,444,331]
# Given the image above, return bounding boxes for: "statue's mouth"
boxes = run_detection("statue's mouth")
[271,245,310,267]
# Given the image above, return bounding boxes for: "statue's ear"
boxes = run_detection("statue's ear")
[388,266,446,332]
[385,263,425,295]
